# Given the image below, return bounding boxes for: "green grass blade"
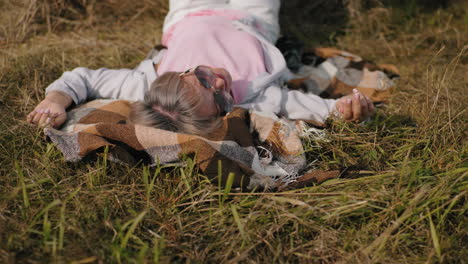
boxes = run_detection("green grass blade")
[230,204,247,243]
[428,211,442,261]
[120,210,147,249]
[15,161,29,209]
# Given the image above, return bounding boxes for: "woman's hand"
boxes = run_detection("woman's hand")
[335,89,375,123]
[27,91,72,128]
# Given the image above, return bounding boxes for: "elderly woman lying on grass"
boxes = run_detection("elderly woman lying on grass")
[27,0,374,132]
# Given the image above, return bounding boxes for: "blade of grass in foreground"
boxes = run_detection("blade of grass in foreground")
[113,210,148,263]
[362,185,430,257]
[230,204,247,246]
[15,161,29,209]
[428,209,442,262]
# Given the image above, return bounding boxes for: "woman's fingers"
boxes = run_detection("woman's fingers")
[342,99,353,120]
[359,93,369,121]
[27,98,68,128]
[336,90,376,123]
[38,109,51,127]
[28,108,63,127]
[352,92,362,122]
[51,112,67,128]
[31,110,45,124]
[38,115,48,127]
[26,111,37,123]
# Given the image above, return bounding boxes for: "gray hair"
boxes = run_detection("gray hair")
[129,72,221,135]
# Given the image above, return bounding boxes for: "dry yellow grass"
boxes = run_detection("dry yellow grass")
[0,0,466,263]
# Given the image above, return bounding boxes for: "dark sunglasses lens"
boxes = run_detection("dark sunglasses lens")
[194,66,233,115]
[213,92,233,115]
[198,76,211,89]
[195,67,215,89]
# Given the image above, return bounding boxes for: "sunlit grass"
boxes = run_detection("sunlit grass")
[0,0,466,263]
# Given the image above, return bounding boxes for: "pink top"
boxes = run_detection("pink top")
[157,10,267,104]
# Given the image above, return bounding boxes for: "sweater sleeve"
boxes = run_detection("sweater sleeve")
[45,66,150,105]
[238,85,337,124]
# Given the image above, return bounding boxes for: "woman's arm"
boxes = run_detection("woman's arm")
[27,62,153,128]
[239,85,373,124]
[45,66,149,105]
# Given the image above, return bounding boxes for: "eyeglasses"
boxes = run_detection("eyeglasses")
[180,66,233,115]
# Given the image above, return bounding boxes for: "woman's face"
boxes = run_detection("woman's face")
[181,66,233,118]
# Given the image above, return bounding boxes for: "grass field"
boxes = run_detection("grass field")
[0,0,467,263]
